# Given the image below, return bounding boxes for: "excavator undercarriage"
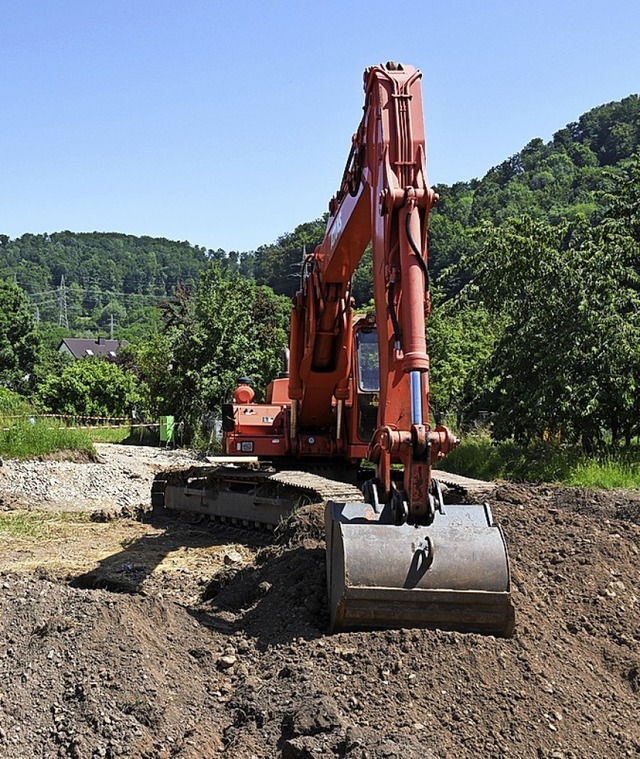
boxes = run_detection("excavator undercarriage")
[152,462,364,528]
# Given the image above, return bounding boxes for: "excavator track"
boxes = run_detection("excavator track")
[432,471,496,498]
[152,463,364,529]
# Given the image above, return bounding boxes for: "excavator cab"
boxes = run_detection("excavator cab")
[354,324,380,442]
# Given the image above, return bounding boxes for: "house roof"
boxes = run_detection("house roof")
[58,337,129,359]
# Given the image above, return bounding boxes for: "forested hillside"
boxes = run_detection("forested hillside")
[429,95,640,282]
[0,232,213,339]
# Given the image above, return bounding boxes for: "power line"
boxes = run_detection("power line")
[22,285,170,304]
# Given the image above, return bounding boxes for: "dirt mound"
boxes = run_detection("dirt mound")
[0,572,241,758]
[188,484,640,757]
[273,502,326,547]
[0,453,638,757]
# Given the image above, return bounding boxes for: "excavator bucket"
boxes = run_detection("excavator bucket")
[325,500,514,636]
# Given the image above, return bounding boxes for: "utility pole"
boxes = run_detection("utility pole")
[110,313,114,339]
[58,275,69,329]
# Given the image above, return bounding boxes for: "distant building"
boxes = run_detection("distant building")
[57,337,129,359]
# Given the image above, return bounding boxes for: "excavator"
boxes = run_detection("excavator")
[157,62,514,636]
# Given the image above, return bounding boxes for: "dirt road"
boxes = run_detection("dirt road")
[0,445,638,758]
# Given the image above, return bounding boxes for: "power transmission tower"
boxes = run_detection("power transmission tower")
[58,275,69,329]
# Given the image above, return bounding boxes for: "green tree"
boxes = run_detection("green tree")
[118,334,176,418]
[30,323,70,392]
[165,263,290,433]
[0,279,40,392]
[463,153,640,450]
[36,359,143,418]
[428,298,499,419]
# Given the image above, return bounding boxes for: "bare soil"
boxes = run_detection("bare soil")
[0,445,638,758]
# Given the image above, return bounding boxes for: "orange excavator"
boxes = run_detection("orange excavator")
[160,62,514,636]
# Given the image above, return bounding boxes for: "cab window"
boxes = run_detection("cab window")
[356,328,379,391]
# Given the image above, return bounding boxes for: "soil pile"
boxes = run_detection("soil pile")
[0,449,638,758]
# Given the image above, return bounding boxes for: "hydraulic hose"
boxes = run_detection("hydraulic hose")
[405,211,430,293]
[388,275,403,349]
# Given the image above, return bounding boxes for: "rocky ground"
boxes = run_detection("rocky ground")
[0,444,638,758]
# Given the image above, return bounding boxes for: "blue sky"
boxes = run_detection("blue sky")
[1,1,639,252]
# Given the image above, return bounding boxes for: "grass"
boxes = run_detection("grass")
[437,430,640,489]
[85,426,133,444]
[0,388,32,415]
[0,387,151,455]
[0,510,90,539]
[566,457,640,489]
[0,418,96,460]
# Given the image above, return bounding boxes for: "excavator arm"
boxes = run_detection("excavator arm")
[290,62,457,523]
[217,62,514,635]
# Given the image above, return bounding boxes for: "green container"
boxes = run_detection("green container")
[159,415,175,444]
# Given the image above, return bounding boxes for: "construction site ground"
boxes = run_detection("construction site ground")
[0,443,638,758]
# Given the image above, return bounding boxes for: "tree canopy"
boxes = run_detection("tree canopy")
[36,359,142,418]
[125,262,290,436]
[458,156,640,450]
[0,278,40,393]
